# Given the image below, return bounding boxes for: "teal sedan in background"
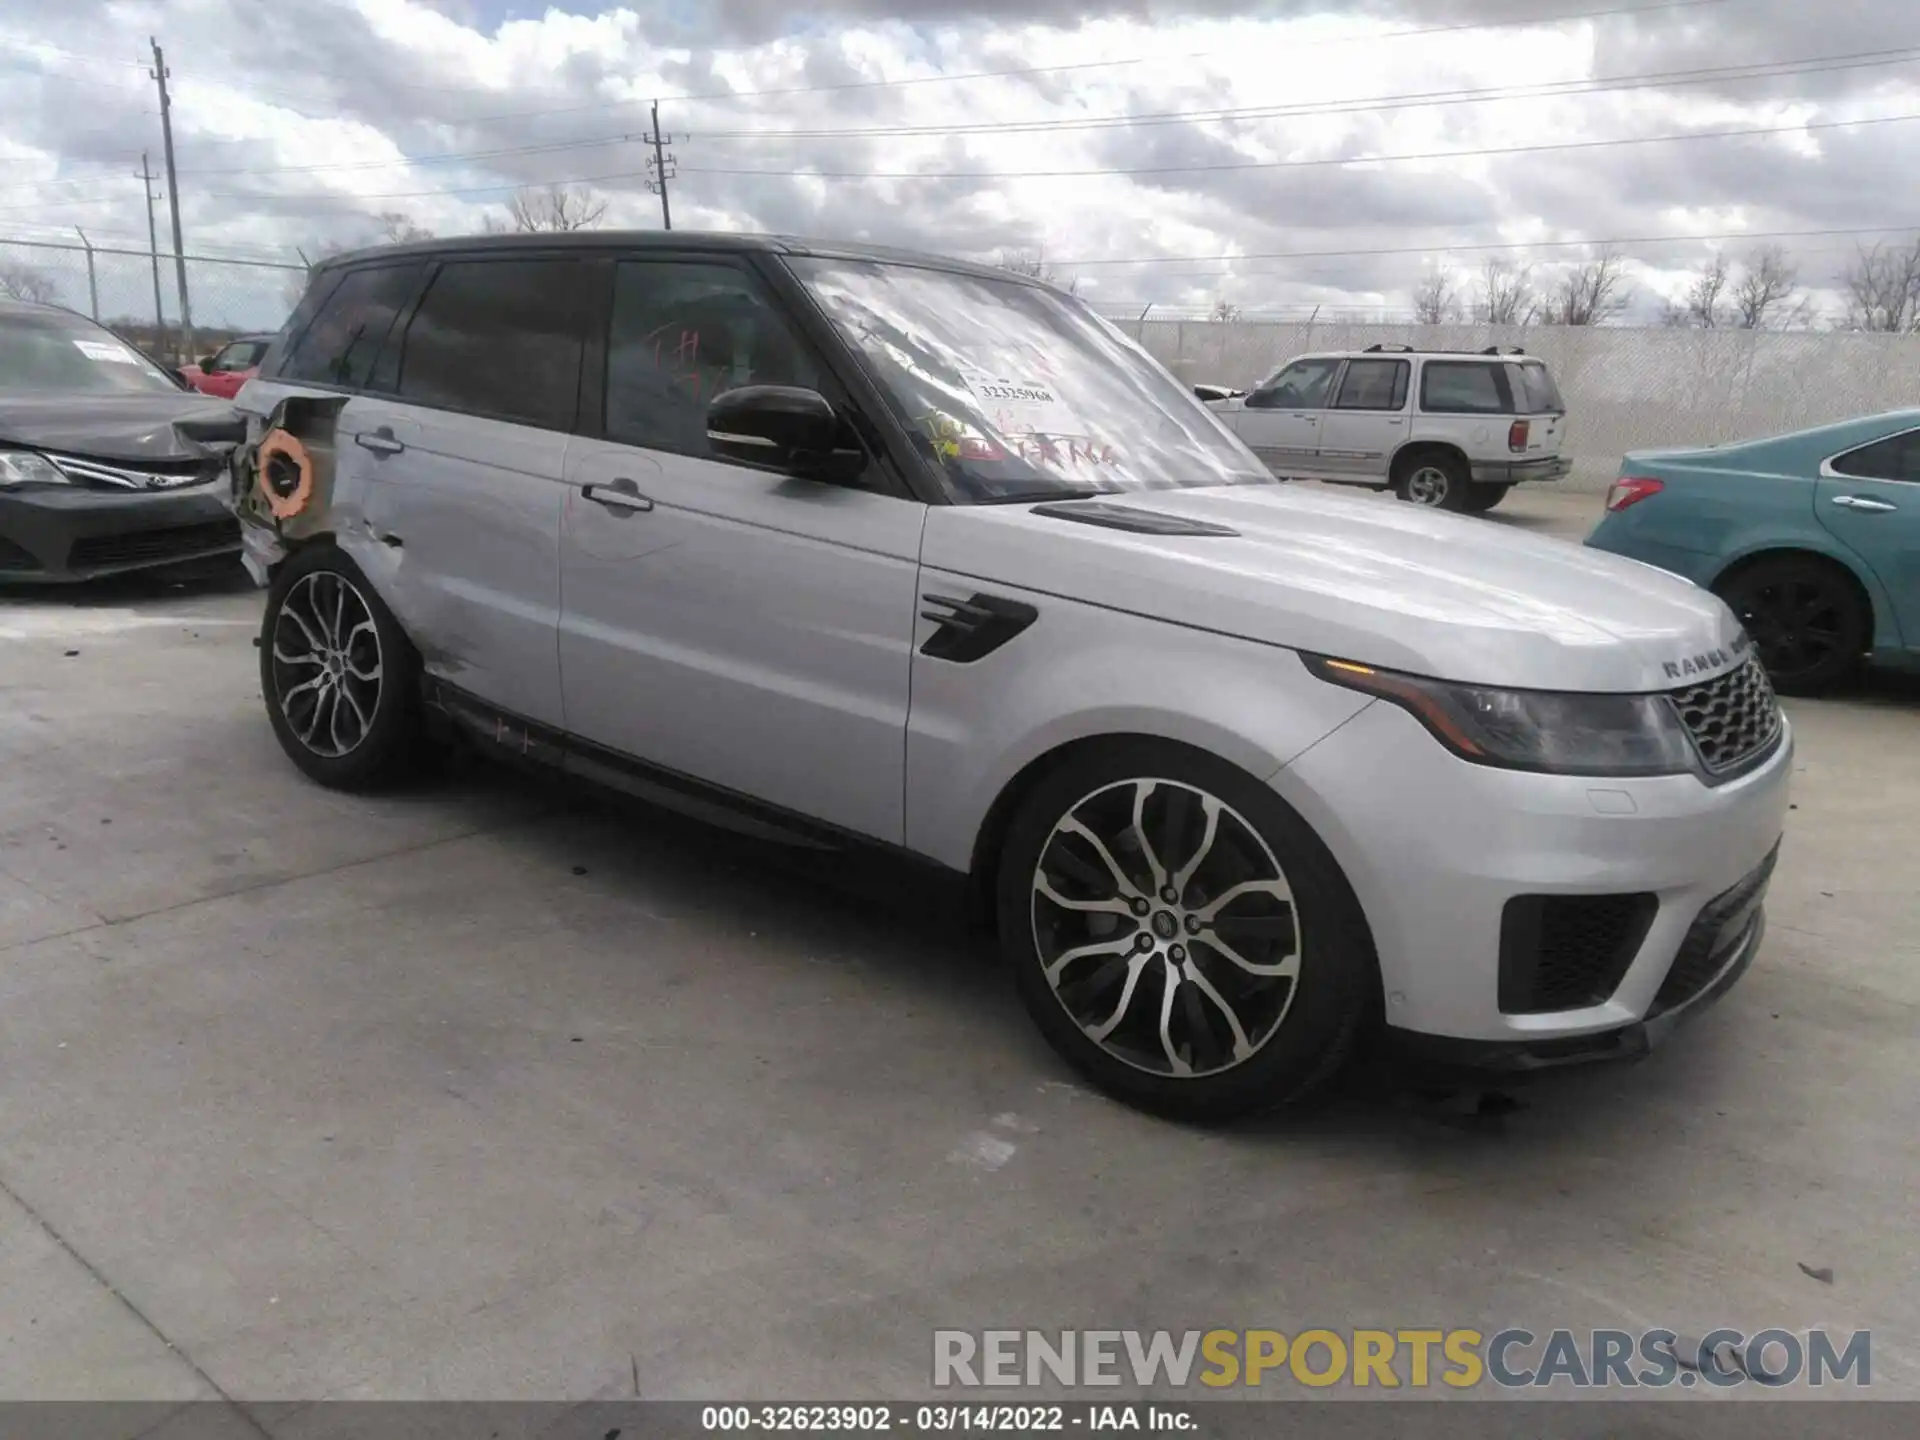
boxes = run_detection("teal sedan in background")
[1585,410,1919,694]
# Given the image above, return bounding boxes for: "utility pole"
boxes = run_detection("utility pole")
[75,228,99,320]
[149,37,194,362]
[136,152,166,340]
[644,101,676,231]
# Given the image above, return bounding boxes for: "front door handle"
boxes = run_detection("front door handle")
[354,427,405,456]
[1831,494,1897,513]
[582,478,654,514]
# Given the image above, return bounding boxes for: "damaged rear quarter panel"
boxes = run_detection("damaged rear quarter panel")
[227,380,407,608]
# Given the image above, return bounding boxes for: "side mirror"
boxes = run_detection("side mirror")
[706,386,841,471]
[196,354,216,370]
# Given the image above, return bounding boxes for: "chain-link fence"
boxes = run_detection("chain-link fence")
[0,234,303,366]
[1116,317,1920,491]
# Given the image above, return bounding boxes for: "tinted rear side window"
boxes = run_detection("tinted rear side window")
[1509,362,1565,414]
[278,264,421,389]
[395,258,585,430]
[1830,429,1920,484]
[1420,361,1513,415]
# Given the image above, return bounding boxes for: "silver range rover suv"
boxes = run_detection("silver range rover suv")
[228,232,1791,1120]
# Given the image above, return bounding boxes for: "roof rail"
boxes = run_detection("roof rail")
[1480,345,1526,355]
[1362,343,1416,353]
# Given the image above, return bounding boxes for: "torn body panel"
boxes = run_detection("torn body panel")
[226,392,349,585]
[229,384,568,731]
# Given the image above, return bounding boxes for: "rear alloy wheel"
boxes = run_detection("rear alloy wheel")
[260,545,424,788]
[997,743,1374,1120]
[1715,555,1868,695]
[1393,452,1471,511]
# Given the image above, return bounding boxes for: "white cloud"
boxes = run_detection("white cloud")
[0,0,1913,326]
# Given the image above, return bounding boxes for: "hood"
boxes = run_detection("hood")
[0,393,246,463]
[920,484,1746,694]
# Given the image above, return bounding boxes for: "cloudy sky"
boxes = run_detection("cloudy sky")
[1,0,1915,329]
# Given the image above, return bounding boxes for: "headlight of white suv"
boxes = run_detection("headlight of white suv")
[1305,654,1696,777]
[0,450,69,488]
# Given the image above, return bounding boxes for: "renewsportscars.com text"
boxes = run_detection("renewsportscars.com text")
[932,1328,1871,1390]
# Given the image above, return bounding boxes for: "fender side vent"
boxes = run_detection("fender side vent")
[1030,501,1239,537]
[920,591,1039,663]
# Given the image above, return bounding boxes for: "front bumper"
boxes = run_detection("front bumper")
[1471,455,1573,485]
[0,481,240,583]
[1272,697,1792,1048]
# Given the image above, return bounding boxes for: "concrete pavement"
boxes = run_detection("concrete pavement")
[0,502,1915,1410]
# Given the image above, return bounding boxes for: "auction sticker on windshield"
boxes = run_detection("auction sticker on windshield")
[966,376,1077,436]
[73,339,139,364]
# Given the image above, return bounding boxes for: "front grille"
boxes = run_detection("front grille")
[1669,656,1783,775]
[67,519,240,571]
[1651,844,1779,1015]
[47,452,220,491]
[1498,892,1659,1014]
[0,535,42,571]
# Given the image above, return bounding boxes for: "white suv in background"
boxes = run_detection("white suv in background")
[1205,345,1572,512]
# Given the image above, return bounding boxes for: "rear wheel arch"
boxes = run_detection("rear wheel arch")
[1389,439,1469,478]
[1710,547,1876,693]
[1711,546,1876,633]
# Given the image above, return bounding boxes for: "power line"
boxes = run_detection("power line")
[156,42,1920,181]
[681,110,1920,181]
[1048,222,1920,271]
[11,106,1916,220]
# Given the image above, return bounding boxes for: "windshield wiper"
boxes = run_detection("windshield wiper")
[973,484,1107,506]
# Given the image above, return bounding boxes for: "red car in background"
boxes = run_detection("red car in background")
[178,334,273,399]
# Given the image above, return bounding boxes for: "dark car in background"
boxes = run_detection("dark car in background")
[0,299,245,583]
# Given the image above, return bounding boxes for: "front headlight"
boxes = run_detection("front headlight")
[0,450,69,488]
[1304,654,1695,776]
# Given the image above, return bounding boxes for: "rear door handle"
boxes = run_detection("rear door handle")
[354,427,405,456]
[1831,494,1897,513]
[582,478,654,514]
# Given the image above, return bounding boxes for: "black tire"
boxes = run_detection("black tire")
[1391,450,1472,511]
[1713,554,1869,696]
[1461,482,1510,513]
[995,740,1376,1122]
[259,543,424,789]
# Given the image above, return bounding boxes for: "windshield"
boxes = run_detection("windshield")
[789,257,1269,501]
[1511,361,1565,415]
[0,311,181,395]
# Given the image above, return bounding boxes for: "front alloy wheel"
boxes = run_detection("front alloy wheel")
[1032,779,1300,1079]
[998,742,1375,1120]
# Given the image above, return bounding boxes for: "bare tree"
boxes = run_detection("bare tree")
[0,262,60,305]
[374,210,434,244]
[1475,257,1536,327]
[1412,268,1461,325]
[1674,252,1731,328]
[1732,245,1806,330]
[506,182,608,233]
[1837,240,1920,333]
[1209,297,1242,323]
[1544,246,1633,326]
